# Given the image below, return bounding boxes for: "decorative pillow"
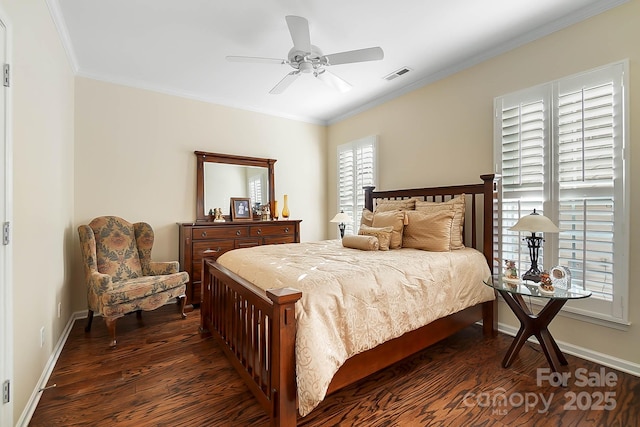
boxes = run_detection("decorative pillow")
[371,210,405,249]
[342,235,379,251]
[416,194,466,249]
[358,225,393,251]
[374,198,416,213]
[361,208,374,227]
[403,210,456,251]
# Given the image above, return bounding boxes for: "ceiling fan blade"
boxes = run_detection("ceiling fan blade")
[269,71,301,94]
[315,69,352,93]
[226,56,287,65]
[322,47,384,66]
[285,15,311,54]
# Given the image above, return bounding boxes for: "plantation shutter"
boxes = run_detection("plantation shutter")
[248,177,262,208]
[337,137,377,236]
[556,80,616,301]
[498,94,548,274]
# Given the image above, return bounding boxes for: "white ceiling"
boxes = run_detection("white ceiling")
[53,0,625,124]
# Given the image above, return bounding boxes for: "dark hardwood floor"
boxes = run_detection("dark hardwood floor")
[29,304,639,426]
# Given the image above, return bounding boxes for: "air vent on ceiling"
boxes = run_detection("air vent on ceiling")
[384,67,412,81]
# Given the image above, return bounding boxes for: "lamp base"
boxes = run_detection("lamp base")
[338,223,346,239]
[522,233,543,282]
[522,267,541,283]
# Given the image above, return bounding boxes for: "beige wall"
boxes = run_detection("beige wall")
[73,78,327,310]
[2,0,76,424]
[328,1,640,366]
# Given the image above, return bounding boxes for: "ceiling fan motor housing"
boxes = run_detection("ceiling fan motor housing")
[288,45,324,72]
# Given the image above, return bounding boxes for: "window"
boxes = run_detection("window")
[494,61,629,324]
[248,175,262,208]
[337,136,377,236]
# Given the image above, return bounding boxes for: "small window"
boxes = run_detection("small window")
[337,136,377,236]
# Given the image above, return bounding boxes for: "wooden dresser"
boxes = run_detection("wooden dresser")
[178,220,301,306]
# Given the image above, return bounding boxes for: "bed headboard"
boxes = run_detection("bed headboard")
[364,174,500,268]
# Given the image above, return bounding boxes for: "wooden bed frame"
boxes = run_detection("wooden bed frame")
[200,174,499,427]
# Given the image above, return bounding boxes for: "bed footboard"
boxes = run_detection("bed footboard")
[200,260,301,427]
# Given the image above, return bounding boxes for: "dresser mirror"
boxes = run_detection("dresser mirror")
[195,151,276,222]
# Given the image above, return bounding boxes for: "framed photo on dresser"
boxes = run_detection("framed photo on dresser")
[230,197,252,221]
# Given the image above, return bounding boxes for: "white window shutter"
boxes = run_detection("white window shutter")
[337,137,377,236]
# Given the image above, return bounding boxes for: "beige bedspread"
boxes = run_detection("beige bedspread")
[216,239,494,416]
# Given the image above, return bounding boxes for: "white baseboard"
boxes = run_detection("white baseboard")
[497,322,640,377]
[16,310,87,427]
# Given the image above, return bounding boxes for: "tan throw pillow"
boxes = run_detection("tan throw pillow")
[342,235,380,251]
[416,194,466,249]
[403,210,456,251]
[371,210,405,249]
[361,208,374,227]
[374,198,416,213]
[358,225,393,251]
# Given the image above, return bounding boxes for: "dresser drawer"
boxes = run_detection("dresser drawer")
[193,240,235,261]
[263,235,297,245]
[235,239,261,249]
[250,224,295,237]
[193,226,248,240]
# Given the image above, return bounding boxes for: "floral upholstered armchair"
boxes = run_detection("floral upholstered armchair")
[78,216,189,347]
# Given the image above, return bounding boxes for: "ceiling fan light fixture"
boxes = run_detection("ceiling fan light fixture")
[315,69,352,93]
[299,62,314,73]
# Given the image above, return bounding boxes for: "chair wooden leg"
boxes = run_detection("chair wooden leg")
[105,317,117,347]
[85,310,94,333]
[178,295,187,319]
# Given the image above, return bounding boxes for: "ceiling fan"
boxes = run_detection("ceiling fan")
[226,15,384,94]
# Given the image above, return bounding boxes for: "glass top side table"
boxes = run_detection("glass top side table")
[484,275,591,372]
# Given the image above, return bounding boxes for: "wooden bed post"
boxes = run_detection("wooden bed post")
[267,288,302,427]
[480,173,500,336]
[364,186,375,211]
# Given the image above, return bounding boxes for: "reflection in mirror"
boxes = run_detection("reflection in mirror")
[203,163,269,216]
[195,151,276,222]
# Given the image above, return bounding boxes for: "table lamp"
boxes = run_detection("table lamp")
[510,209,559,282]
[330,210,352,238]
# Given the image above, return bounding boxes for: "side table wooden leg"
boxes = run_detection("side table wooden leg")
[534,299,568,370]
[499,290,535,368]
[498,290,569,371]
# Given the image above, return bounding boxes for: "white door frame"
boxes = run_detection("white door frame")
[0,6,13,426]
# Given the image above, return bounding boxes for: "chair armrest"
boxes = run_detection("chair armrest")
[148,261,180,275]
[88,271,113,293]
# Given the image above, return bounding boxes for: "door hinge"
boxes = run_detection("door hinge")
[2,222,9,245]
[3,64,9,87]
[2,380,9,404]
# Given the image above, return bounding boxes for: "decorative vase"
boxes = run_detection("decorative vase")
[282,194,290,219]
[273,200,279,220]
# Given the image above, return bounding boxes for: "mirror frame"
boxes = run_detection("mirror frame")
[195,151,276,222]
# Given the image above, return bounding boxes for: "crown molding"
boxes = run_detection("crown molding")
[46,0,79,73]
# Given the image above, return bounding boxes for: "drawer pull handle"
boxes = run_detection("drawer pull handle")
[284,227,289,233]
[201,231,207,237]
[203,247,221,254]
[236,230,241,236]
[257,229,262,235]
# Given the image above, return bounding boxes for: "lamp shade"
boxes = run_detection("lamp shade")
[510,209,559,233]
[330,211,352,223]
